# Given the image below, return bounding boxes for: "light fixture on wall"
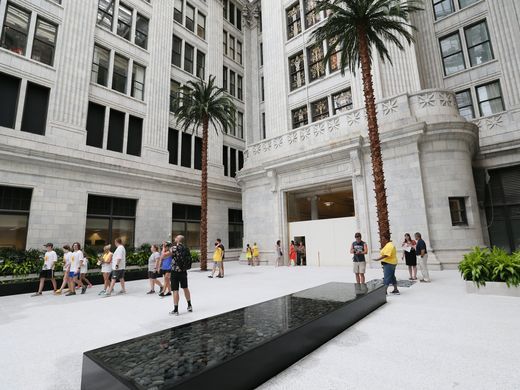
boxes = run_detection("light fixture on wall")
[323,201,334,207]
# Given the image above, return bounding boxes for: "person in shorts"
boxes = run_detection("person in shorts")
[373,234,400,295]
[209,241,224,278]
[55,245,72,295]
[99,244,112,295]
[31,243,58,296]
[66,242,84,296]
[147,244,163,294]
[252,242,260,266]
[350,233,368,284]
[79,250,92,294]
[169,235,192,316]
[102,238,126,297]
[158,241,173,297]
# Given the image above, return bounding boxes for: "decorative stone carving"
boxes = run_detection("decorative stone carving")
[253,145,261,155]
[273,137,283,149]
[382,99,398,115]
[328,118,340,132]
[439,93,454,107]
[347,111,361,126]
[242,1,260,27]
[287,132,298,144]
[313,123,326,137]
[300,128,311,141]
[418,93,436,108]
[487,114,503,129]
[263,141,272,152]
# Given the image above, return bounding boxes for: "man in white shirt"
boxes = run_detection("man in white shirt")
[102,238,126,297]
[31,243,58,296]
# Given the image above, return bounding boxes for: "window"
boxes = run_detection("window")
[117,3,133,40]
[181,132,192,167]
[228,209,243,249]
[135,14,149,49]
[229,71,236,97]
[237,41,243,64]
[238,150,244,171]
[172,204,201,249]
[97,0,115,30]
[197,12,206,39]
[223,66,228,91]
[228,112,236,136]
[260,42,263,66]
[223,145,229,176]
[174,0,183,24]
[449,197,468,226]
[289,51,305,90]
[85,195,136,252]
[229,2,235,24]
[304,0,320,28]
[286,2,302,39]
[31,18,57,66]
[292,106,308,129]
[332,89,353,114]
[0,72,21,129]
[477,81,504,117]
[237,111,244,139]
[456,90,474,120]
[311,97,329,122]
[237,9,242,30]
[184,43,194,73]
[261,112,266,139]
[168,128,179,164]
[307,44,325,81]
[194,136,202,170]
[465,21,493,67]
[112,54,128,93]
[439,32,465,75]
[21,82,49,135]
[172,35,182,67]
[237,75,243,100]
[459,0,479,9]
[91,45,110,86]
[185,4,195,32]
[229,36,235,60]
[196,51,205,79]
[0,186,32,250]
[223,31,227,55]
[230,148,237,177]
[107,109,125,152]
[131,63,146,100]
[126,116,142,156]
[86,102,105,148]
[223,0,228,19]
[261,76,265,102]
[433,0,454,20]
[328,36,340,72]
[170,80,181,112]
[1,4,30,55]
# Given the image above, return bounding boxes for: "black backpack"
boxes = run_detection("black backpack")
[176,245,192,271]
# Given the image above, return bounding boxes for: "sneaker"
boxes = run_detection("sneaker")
[208,275,213,278]
[117,290,126,295]
[390,290,400,295]
[54,289,62,295]
[98,290,106,296]
[81,286,87,294]
[158,293,165,297]
[169,310,179,316]
[65,292,76,296]
[164,292,172,297]
[187,305,193,312]
[31,292,42,297]
[101,292,111,298]
[420,279,431,283]
[146,290,155,294]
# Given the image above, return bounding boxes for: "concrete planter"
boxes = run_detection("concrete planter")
[465,281,520,297]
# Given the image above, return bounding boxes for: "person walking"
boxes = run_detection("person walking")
[299,242,307,266]
[102,238,126,297]
[246,244,253,266]
[97,245,112,295]
[402,233,417,280]
[296,242,302,266]
[31,243,58,296]
[415,232,431,282]
[147,244,163,294]
[158,242,173,297]
[79,250,92,293]
[216,239,225,277]
[289,241,297,266]
[350,233,368,284]
[252,242,260,266]
[55,244,72,295]
[209,241,224,278]
[373,234,400,295]
[66,242,84,296]
[275,240,284,267]
[169,235,193,316]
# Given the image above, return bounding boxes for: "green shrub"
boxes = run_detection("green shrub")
[190,250,200,263]
[459,247,520,288]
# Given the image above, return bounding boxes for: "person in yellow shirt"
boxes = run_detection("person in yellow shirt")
[252,243,260,266]
[374,234,400,295]
[209,242,224,278]
[246,244,253,266]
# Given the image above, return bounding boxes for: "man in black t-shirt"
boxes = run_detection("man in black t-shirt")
[169,235,193,316]
[350,233,368,284]
[415,232,430,282]
[216,239,225,278]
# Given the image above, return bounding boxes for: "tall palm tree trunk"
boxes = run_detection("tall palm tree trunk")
[358,28,391,247]
[200,116,209,270]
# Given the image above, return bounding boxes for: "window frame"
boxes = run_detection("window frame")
[291,105,309,129]
[310,97,330,122]
[228,209,243,249]
[131,62,146,101]
[449,197,468,226]
[197,12,206,39]
[307,43,325,82]
[455,89,475,120]
[433,0,455,20]
[185,3,195,32]
[1,4,31,56]
[31,17,58,66]
[332,88,353,115]
[476,80,505,117]
[286,2,302,40]
[289,51,305,91]
[184,42,194,74]
[112,54,129,94]
[116,2,133,41]
[97,0,115,30]
[135,13,149,49]
[174,0,184,24]
[172,35,182,67]
[439,31,466,76]
[464,20,494,67]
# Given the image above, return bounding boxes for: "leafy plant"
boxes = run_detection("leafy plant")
[459,247,520,288]
[190,250,200,263]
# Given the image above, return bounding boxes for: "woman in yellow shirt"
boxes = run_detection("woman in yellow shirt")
[252,243,260,266]
[209,242,224,278]
[246,244,253,266]
[374,234,400,295]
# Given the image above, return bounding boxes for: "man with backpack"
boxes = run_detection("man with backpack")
[169,235,193,316]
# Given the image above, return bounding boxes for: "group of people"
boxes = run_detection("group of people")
[289,241,306,266]
[350,232,430,295]
[245,243,260,266]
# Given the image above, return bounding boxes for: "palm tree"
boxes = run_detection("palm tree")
[173,75,236,270]
[312,0,422,247]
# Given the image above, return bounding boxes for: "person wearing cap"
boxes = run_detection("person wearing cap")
[350,233,368,284]
[31,243,58,296]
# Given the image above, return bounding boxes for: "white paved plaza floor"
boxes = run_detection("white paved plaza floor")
[0,263,519,390]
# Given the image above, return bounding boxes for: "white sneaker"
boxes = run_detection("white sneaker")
[117,290,126,295]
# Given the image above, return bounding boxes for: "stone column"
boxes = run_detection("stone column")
[310,196,319,220]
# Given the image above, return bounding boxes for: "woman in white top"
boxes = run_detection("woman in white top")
[147,244,163,294]
[66,242,84,296]
[79,249,92,294]
[55,245,73,295]
[99,245,113,295]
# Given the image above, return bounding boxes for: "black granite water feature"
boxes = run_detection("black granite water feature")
[82,281,386,390]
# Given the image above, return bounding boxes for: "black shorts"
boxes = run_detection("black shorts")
[110,269,125,281]
[172,271,188,291]
[39,269,54,279]
[148,271,158,279]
